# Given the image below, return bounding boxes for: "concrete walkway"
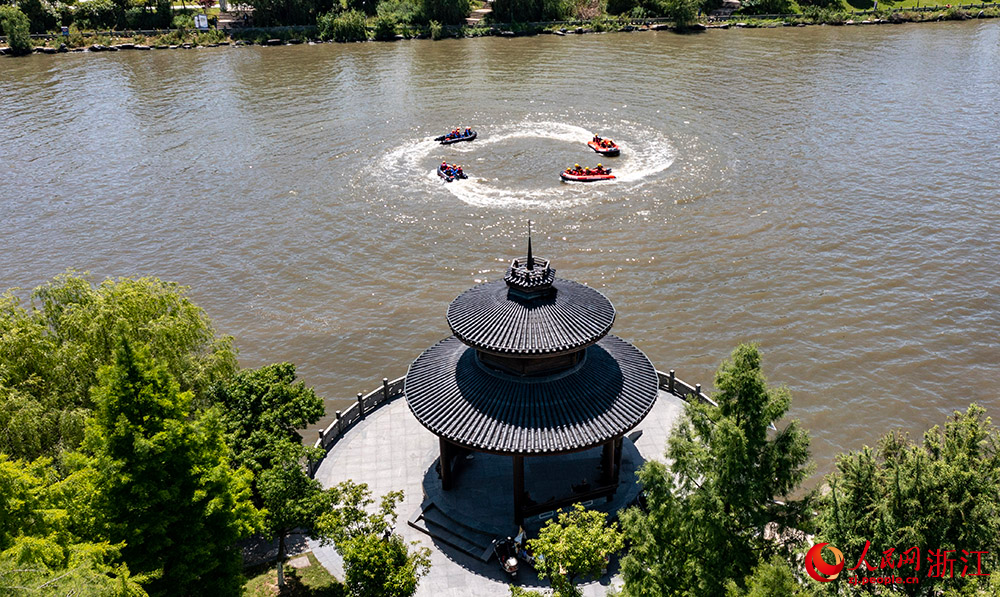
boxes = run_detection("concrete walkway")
[310,389,687,596]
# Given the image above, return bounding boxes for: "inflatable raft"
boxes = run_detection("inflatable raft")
[561,170,614,182]
[436,131,478,145]
[438,165,468,182]
[588,139,620,156]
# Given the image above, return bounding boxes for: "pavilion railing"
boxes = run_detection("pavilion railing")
[307,375,406,477]
[307,369,715,477]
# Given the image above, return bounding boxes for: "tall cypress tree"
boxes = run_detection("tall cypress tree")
[621,343,814,597]
[86,342,257,597]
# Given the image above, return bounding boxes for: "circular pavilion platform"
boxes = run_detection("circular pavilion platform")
[309,386,688,597]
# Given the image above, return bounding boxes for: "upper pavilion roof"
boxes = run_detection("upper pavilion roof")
[446,258,616,356]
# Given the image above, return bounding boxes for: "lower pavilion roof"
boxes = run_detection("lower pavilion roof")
[404,335,658,454]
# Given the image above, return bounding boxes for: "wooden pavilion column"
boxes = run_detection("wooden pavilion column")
[601,439,616,486]
[513,455,525,526]
[613,437,624,484]
[439,438,453,490]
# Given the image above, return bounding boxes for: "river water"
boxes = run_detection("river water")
[2,21,998,475]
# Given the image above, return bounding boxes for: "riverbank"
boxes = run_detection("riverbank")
[2,3,998,56]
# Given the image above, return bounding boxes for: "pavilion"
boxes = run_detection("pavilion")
[404,241,660,525]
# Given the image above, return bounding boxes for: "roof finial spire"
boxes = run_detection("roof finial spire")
[527,221,534,271]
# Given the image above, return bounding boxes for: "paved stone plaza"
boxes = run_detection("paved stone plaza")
[309,389,687,596]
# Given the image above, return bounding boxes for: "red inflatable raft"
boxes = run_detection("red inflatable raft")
[587,139,620,156]
[561,170,615,182]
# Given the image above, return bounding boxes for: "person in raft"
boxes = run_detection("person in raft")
[566,163,584,175]
[594,163,606,174]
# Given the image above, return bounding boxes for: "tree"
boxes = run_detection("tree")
[340,533,430,597]
[0,456,148,596]
[620,343,814,597]
[0,6,32,56]
[816,404,999,596]
[527,503,624,597]
[257,441,333,588]
[724,556,816,597]
[317,481,431,597]
[658,0,698,27]
[0,273,237,460]
[211,362,329,589]
[85,342,257,597]
[420,0,469,24]
[212,362,325,477]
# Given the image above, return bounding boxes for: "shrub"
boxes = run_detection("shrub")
[943,5,969,19]
[195,29,226,43]
[172,11,196,27]
[737,0,793,13]
[372,13,397,37]
[428,17,443,37]
[0,5,33,56]
[65,25,86,47]
[377,0,421,23]
[318,8,368,40]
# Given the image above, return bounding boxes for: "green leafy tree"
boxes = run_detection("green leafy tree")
[420,0,469,24]
[0,456,148,596]
[658,0,698,26]
[0,6,32,56]
[211,362,329,589]
[212,362,325,476]
[13,0,58,32]
[816,404,999,596]
[257,441,334,589]
[340,533,430,597]
[527,503,624,597]
[621,343,814,597]
[317,481,431,597]
[85,342,257,597]
[72,0,117,28]
[245,0,335,25]
[724,556,815,597]
[0,273,237,460]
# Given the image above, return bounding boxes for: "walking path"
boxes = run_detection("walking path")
[309,388,687,596]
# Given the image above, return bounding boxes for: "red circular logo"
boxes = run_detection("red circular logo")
[805,543,845,582]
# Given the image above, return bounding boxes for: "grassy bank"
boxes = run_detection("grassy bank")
[4,3,999,55]
[243,552,345,597]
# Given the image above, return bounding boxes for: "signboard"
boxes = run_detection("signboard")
[61,26,69,36]
[194,14,209,30]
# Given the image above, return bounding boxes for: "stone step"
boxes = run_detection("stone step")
[407,500,500,563]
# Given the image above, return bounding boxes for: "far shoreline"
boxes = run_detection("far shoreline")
[3,4,998,57]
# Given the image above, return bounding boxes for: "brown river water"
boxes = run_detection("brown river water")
[1,22,998,476]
